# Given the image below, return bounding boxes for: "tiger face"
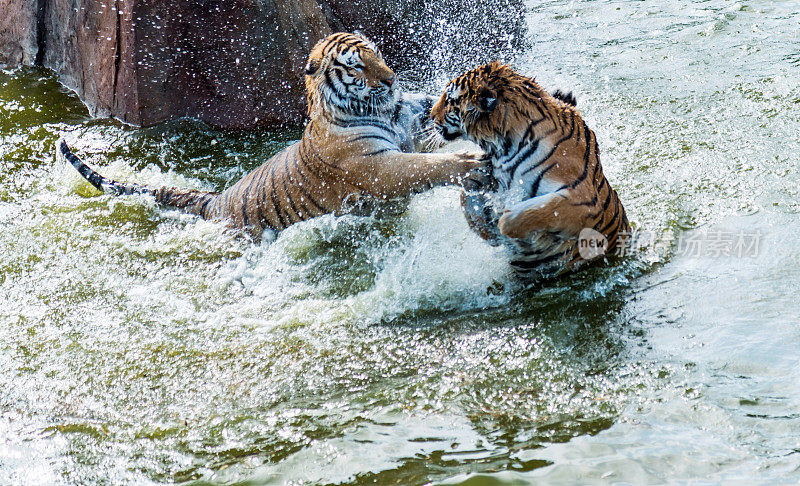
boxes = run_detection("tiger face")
[431,62,534,151]
[304,32,398,116]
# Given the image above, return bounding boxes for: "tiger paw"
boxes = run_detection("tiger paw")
[498,210,530,240]
[456,152,496,191]
[452,151,483,167]
[462,166,497,192]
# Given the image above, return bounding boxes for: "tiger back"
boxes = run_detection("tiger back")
[430,62,630,279]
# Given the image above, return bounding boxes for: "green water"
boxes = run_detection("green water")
[1,0,799,484]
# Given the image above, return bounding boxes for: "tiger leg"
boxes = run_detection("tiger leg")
[357,151,484,198]
[460,190,504,246]
[498,190,590,239]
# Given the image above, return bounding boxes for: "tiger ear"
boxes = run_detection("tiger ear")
[305,59,321,76]
[478,88,498,113]
[353,30,372,42]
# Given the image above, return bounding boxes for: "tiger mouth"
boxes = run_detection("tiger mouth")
[369,89,395,102]
[441,128,462,141]
[357,88,395,107]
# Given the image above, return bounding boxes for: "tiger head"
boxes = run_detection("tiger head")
[304,32,398,118]
[431,62,563,153]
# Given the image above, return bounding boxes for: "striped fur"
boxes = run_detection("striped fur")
[61,32,483,236]
[431,62,630,279]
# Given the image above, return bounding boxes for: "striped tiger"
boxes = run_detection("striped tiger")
[59,32,484,237]
[430,62,630,279]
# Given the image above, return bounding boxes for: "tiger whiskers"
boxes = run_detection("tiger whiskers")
[419,124,446,151]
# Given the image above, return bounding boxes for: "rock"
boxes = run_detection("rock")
[34,0,332,127]
[41,0,127,120]
[0,0,39,66]
[123,0,333,127]
[0,0,524,128]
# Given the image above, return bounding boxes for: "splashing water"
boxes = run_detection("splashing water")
[2,0,800,484]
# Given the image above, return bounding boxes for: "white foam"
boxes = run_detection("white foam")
[217,187,511,327]
[344,188,511,323]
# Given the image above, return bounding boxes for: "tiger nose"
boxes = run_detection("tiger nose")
[381,75,395,88]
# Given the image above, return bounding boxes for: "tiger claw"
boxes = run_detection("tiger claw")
[455,151,484,162]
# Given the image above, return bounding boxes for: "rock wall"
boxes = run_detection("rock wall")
[0,0,524,128]
[0,0,39,66]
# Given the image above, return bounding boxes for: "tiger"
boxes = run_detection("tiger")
[430,61,630,279]
[58,32,484,238]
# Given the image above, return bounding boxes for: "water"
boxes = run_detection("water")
[1,0,799,483]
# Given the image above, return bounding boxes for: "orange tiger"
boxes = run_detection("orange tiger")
[431,62,630,279]
[59,32,483,237]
